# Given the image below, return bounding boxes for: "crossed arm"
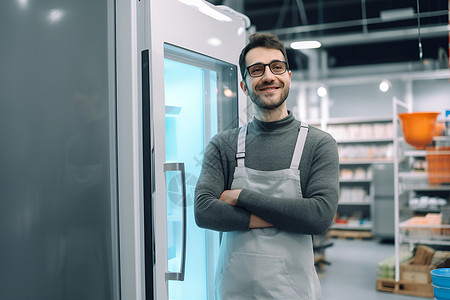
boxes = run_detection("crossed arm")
[219,189,273,229]
[194,132,339,234]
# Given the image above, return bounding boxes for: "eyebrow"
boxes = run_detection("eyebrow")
[247,59,285,67]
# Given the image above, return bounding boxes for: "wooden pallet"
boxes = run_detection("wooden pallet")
[327,229,372,240]
[376,278,434,298]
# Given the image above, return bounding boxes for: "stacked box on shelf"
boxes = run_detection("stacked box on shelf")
[327,122,393,141]
[400,213,450,241]
[426,146,450,185]
[378,247,412,279]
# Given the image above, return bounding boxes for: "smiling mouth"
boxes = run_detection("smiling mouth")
[258,86,280,92]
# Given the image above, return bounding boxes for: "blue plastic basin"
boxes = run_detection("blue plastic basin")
[432,284,450,300]
[431,268,450,288]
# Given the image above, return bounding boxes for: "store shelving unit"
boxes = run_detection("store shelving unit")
[399,222,450,247]
[393,97,450,282]
[312,117,395,234]
[336,168,373,231]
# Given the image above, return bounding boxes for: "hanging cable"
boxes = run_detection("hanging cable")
[274,0,291,29]
[294,0,309,26]
[416,0,423,60]
[361,0,368,34]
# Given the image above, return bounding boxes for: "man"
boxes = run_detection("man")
[194,33,339,300]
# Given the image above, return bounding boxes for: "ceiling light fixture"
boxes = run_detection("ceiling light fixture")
[317,86,328,97]
[290,41,322,50]
[379,79,391,92]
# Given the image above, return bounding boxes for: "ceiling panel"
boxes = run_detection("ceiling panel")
[209,0,449,68]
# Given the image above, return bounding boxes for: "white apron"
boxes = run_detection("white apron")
[215,122,320,300]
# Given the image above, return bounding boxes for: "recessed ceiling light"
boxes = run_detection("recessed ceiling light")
[317,86,328,97]
[379,80,391,92]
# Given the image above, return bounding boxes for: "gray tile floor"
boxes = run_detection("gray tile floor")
[319,238,431,300]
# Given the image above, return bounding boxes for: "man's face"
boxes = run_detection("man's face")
[241,47,291,110]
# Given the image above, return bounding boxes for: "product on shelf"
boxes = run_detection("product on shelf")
[338,143,393,160]
[339,167,371,180]
[398,112,440,149]
[400,213,450,241]
[339,187,370,203]
[328,122,393,141]
[340,168,353,179]
[426,146,450,185]
[408,196,448,210]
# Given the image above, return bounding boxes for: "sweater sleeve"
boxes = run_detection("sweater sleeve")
[194,135,251,232]
[236,133,339,235]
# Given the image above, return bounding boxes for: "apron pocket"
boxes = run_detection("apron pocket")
[216,252,309,300]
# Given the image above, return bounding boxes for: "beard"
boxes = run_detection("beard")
[247,85,290,110]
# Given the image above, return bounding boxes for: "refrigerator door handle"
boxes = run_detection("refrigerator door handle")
[163,162,187,281]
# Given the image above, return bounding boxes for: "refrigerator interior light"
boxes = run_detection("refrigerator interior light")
[47,9,64,23]
[17,0,28,9]
[223,88,233,97]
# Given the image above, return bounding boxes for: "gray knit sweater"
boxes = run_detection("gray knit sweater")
[194,111,339,234]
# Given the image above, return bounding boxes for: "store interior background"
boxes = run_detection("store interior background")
[208,0,449,120]
[206,0,450,228]
[207,0,450,298]
[2,1,447,299]
[204,0,450,228]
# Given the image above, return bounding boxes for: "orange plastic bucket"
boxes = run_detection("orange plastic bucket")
[398,112,440,149]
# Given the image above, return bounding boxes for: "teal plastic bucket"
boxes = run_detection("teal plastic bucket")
[431,268,450,288]
[432,284,450,300]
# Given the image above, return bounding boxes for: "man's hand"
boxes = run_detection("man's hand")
[219,189,242,206]
[219,189,273,229]
[249,214,273,228]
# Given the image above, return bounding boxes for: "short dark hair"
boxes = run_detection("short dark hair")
[239,33,288,79]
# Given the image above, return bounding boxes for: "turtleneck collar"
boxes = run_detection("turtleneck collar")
[251,111,296,132]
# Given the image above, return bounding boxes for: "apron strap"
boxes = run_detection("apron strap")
[290,122,309,169]
[236,123,248,167]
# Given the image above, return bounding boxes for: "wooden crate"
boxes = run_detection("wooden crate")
[401,251,450,284]
[376,278,434,298]
[400,261,433,284]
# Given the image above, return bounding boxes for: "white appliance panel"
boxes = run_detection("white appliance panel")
[147,1,247,300]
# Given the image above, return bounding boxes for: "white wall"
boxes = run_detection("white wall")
[288,71,450,122]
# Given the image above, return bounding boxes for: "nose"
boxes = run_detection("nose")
[261,65,275,81]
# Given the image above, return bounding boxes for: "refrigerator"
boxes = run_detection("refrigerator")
[139,3,248,299]
[1,0,247,299]
[161,44,241,300]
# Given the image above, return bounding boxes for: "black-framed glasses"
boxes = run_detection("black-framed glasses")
[244,60,289,78]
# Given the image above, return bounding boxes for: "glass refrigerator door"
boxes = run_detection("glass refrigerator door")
[163,44,238,300]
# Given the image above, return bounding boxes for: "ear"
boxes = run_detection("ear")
[240,80,249,96]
